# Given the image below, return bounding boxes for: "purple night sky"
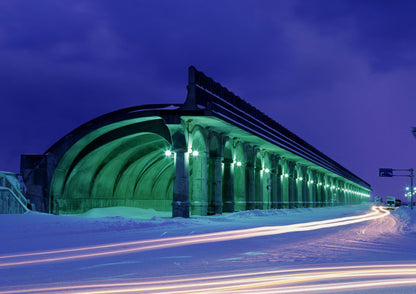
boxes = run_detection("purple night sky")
[1,0,415,200]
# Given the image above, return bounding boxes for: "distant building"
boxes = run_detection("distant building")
[21,66,371,217]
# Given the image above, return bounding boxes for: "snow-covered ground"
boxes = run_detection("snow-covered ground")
[1,203,416,293]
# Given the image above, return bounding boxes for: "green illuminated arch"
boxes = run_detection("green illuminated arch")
[50,117,174,214]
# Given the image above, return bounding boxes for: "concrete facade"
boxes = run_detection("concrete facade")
[21,66,371,217]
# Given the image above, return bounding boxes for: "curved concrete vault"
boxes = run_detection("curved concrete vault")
[21,66,371,217]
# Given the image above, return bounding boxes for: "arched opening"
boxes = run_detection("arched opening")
[50,118,174,214]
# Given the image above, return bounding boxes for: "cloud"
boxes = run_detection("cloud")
[293,0,416,72]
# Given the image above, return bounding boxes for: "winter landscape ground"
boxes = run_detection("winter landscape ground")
[1,203,416,293]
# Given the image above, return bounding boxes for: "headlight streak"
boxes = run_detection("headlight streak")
[2,264,416,293]
[0,206,389,268]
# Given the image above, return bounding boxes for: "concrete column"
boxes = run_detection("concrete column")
[340,182,345,205]
[288,161,296,208]
[332,179,338,206]
[208,156,223,214]
[222,158,234,212]
[244,145,256,210]
[345,184,350,204]
[255,163,263,209]
[172,135,190,218]
[300,166,308,207]
[190,150,208,216]
[233,141,246,212]
[315,173,323,207]
[270,155,279,209]
[309,170,317,207]
[324,175,330,206]
[280,158,289,208]
[294,164,303,208]
[246,162,255,210]
[319,174,326,206]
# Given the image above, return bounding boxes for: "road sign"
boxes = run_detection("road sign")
[379,168,393,177]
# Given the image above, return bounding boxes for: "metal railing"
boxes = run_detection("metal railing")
[0,172,30,214]
[0,186,29,214]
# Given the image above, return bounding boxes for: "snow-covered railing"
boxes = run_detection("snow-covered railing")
[0,172,29,213]
[0,187,29,214]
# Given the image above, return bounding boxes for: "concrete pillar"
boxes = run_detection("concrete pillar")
[324,175,330,206]
[208,156,223,214]
[262,152,272,210]
[234,141,246,211]
[246,162,255,210]
[190,150,208,215]
[288,161,296,208]
[172,131,190,218]
[316,173,323,207]
[340,182,345,205]
[254,149,264,209]
[245,145,256,210]
[346,184,350,204]
[331,179,338,206]
[280,158,289,208]
[308,169,317,207]
[222,158,234,212]
[318,174,325,206]
[270,155,279,209]
[294,164,303,208]
[299,166,308,207]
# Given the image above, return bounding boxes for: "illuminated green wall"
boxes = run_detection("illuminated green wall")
[48,115,371,216]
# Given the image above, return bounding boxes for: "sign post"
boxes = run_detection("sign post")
[379,168,414,209]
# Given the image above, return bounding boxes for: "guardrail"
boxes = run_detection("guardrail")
[0,186,29,214]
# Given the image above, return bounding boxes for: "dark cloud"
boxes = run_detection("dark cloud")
[1,0,416,200]
[294,0,416,72]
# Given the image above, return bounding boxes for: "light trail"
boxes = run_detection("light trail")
[1,263,416,293]
[0,206,389,268]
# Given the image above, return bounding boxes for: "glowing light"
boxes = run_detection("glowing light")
[192,150,199,156]
[165,150,172,156]
[3,262,415,293]
[264,168,270,173]
[236,161,242,167]
[0,206,389,269]
[284,173,289,178]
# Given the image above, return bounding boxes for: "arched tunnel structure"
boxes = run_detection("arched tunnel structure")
[21,66,371,217]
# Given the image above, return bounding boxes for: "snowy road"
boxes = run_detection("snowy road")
[1,204,416,293]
